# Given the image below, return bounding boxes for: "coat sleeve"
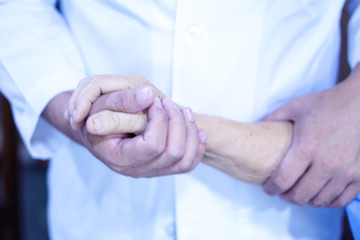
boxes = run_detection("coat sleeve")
[347,0,360,68]
[0,0,87,159]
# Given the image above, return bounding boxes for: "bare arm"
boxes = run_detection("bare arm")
[43,86,205,178]
[195,114,293,184]
[67,74,293,184]
[262,62,360,207]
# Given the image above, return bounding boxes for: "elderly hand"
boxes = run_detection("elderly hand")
[65,74,205,178]
[67,74,164,130]
[66,74,294,184]
[262,64,360,208]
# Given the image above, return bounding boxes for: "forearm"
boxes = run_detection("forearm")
[195,114,293,184]
[66,74,294,183]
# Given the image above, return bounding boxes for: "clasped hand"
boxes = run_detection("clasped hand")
[63,69,360,208]
[66,74,206,178]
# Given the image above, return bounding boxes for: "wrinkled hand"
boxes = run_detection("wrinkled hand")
[67,74,164,130]
[263,67,360,207]
[69,75,206,178]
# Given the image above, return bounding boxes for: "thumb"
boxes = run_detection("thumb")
[86,110,147,135]
[263,99,299,121]
[90,86,156,115]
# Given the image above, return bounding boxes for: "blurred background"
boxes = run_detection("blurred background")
[0,97,49,240]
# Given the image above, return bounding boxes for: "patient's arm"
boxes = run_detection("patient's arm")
[67,74,293,184]
[196,114,293,184]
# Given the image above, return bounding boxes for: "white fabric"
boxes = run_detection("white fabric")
[0,0,356,239]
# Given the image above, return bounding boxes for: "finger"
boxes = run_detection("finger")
[90,86,155,115]
[85,86,156,135]
[155,107,202,176]
[86,110,147,135]
[262,146,311,195]
[280,165,330,205]
[117,97,168,166]
[328,183,360,208]
[124,74,166,99]
[309,179,347,207]
[68,78,91,121]
[70,75,133,127]
[81,132,131,172]
[131,98,187,176]
[263,98,301,121]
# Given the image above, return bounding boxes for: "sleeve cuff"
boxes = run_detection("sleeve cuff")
[1,64,86,159]
[26,69,86,159]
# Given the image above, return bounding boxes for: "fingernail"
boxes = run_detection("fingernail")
[199,131,207,144]
[64,109,70,120]
[70,117,75,129]
[154,97,161,106]
[136,86,151,103]
[92,118,102,131]
[185,108,194,122]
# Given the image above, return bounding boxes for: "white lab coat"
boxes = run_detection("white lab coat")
[1,0,359,239]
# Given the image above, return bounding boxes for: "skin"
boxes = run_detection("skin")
[43,86,206,178]
[263,63,360,208]
[66,74,293,184]
[58,60,360,208]
[196,114,293,184]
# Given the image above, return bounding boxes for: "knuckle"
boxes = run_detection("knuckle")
[286,194,307,206]
[176,160,193,173]
[345,166,360,181]
[292,147,312,168]
[272,175,292,192]
[88,75,103,84]
[335,198,349,207]
[134,74,148,84]
[122,168,146,179]
[319,159,340,177]
[311,197,328,207]
[130,172,143,179]
[107,163,126,175]
[293,199,307,206]
[103,112,121,131]
[86,75,102,88]
[112,92,127,111]
[311,200,323,207]
[184,162,197,173]
[77,77,90,88]
[166,147,185,163]
[146,141,166,157]
[127,74,148,87]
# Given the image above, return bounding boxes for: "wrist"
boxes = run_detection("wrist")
[42,91,84,145]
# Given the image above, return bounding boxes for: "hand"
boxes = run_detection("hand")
[62,74,205,177]
[262,66,360,207]
[44,84,205,178]
[67,74,164,129]
[65,73,292,183]
[81,91,205,178]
